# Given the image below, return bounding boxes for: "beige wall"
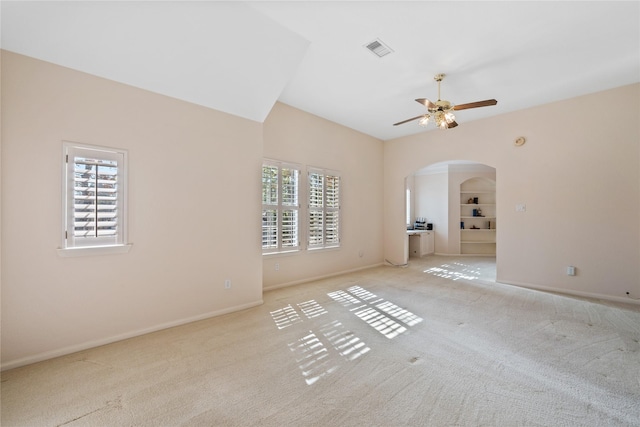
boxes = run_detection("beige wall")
[385,83,640,302]
[1,51,264,368]
[2,49,638,369]
[262,102,384,289]
[414,172,448,252]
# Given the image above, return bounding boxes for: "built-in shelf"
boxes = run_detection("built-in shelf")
[460,240,496,245]
[461,216,496,219]
[460,177,496,255]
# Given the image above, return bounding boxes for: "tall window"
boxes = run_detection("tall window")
[62,142,127,250]
[406,188,411,226]
[262,160,300,254]
[308,168,341,250]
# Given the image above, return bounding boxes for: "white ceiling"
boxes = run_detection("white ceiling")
[2,1,639,141]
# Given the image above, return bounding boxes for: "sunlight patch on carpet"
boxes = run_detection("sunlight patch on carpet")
[320,320,370,361]
[298,299,328,319]
[424,262,482,281]
[274,285,421,384]
[328,285,423,339]
[273,300,370,385]
[288,331,336,385]
[270,304,303,329]
[353,306,407,338]
[288,320,370,385]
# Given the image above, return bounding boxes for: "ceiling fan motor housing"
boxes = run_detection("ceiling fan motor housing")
[433,99,452,112]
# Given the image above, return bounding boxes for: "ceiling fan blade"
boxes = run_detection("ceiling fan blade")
[453,99,497,111]
[447,120,458,129]
[415,98,436,109]
[393,115,425,126]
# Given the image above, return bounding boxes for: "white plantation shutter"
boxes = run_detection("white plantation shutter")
[325,174,340,246]
[262,161,300,253]
[262,165,279,250]
[281,209,298,248]
[64,143,127,248]
[262,209,278,249]
[281,168,299,249]
[308,172,324,246]
[308,168,341,249]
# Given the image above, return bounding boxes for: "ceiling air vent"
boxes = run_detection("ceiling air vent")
[364,38,393,58]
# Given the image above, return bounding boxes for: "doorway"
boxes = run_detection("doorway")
[406,161,496,262]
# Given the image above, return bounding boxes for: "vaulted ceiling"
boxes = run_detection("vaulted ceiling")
[2,1,639,141]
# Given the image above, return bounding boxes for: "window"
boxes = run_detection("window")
[406,188,411,226]
[60,142,129,255]
[308,168,341,250]
[262,160,300,254]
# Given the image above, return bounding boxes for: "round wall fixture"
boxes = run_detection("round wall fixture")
[514,136,526,146]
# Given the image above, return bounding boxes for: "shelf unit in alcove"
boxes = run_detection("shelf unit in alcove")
[460,179,496,255]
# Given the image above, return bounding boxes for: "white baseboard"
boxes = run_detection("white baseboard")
[263,263,384,291]
[1,299,264,371]
[501,280,640,306]
[434,252,496,257]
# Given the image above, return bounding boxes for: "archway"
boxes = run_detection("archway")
[405,161,497,271]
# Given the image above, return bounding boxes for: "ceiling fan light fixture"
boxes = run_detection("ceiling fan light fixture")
[435,112,448,129]
[444,110,456,124]
[434,111,455,129]
[393,73,497,130]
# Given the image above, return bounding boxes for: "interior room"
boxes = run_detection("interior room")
[1,1,639,425]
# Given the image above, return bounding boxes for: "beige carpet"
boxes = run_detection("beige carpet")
[2,256,639,426]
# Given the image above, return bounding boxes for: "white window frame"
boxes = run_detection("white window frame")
[307,167,341,250]
[262,159,301,255]
[58,141,131,257]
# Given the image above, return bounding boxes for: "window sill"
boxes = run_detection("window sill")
[263,249,300,257]
[57,244,132,258]
[307,246,341,253]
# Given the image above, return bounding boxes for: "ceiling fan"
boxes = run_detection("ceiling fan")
[393,73,497,129]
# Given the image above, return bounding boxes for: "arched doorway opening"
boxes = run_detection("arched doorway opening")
[405,160,497,275]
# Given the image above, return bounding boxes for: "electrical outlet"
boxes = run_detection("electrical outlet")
[224,279,231,289]
[566,266,576,276]
[275,263,279,271]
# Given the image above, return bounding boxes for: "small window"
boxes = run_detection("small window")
[60,142,129,255]
[308,168,341,250]
[262,160,301,254]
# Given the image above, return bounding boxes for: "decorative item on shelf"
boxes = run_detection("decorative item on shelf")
[473,197,479,204]
[471,225,479,229]
[467,197,474,204]
[472,209,478,217]
[477,208,483,217]
[460,222,464,229]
